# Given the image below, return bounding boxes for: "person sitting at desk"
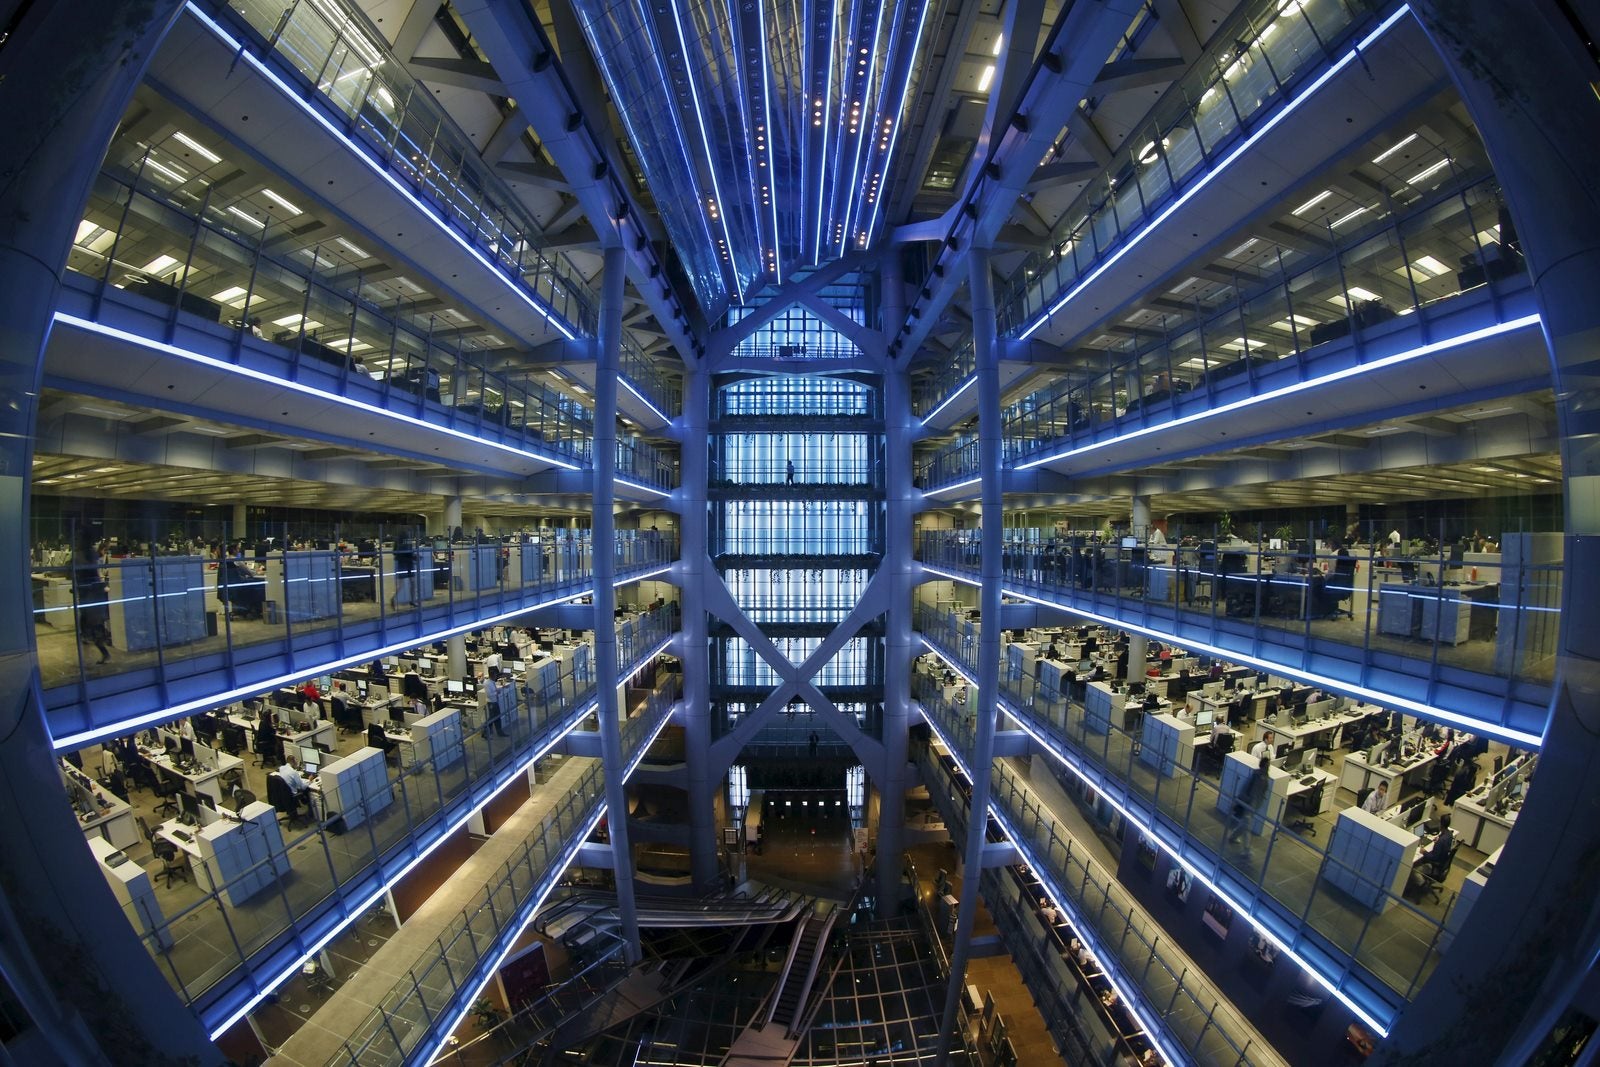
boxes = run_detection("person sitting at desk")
[275,756,312,814]
[254,711,281,760]
[1362,779,1390,814]
[401,671,429,705]
[1212,718,1234,747]
[329,683,352,727]
[300,679,322,701]
[1250,731,1275,761]
[1408,814,1457,889]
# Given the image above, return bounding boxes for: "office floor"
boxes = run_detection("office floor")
[1026,731,1492,1000]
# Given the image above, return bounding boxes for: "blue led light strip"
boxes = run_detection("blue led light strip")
[53,313,585,473]
[206,710,601,1041]
[915,635,1398,1038]
[835,0,886,257]
[812,0,839,264]
[182,3,578,342]
[1016,313,1544,471]
[755,0,782,284]
[919,374,976,425]
[51,589,594,750]
[914,701,1185,1065]
[861,0,933,246]
[1017,4,1415,342]
[997,583,1544,747]
[665,0,748,303]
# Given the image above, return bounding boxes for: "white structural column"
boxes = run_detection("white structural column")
[0,3,219,1062]
[1127,495,1150,681]
[677,367,720,887]
[878,254,911,916]
[934,246,1004,1063]
[593,244,641,957]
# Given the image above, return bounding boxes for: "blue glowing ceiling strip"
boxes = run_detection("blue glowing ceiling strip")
[619,375,671,424]
[757,0,782,284]
[1015,313,1543,471]
[52,313,584,471]
[182,3,577,342]
[913,638,1397,1038]
[861,0,931,247]
[835,0,885,256]
[812,0,838,264]
[1017,4,1415,342]
[666,0,748,303]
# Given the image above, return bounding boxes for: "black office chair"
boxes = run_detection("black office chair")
[1355,785,1374,812]
[254,731,282,768]
[1412,841,1461,903]
[1288,783,1324,835]
[1196,733,1234,776]
[1313,732,1337,767]
[231,789,256,813]
[152,775,181,819]
[266,774,308,827]
[152,838,189,889]
[367,723,401,768]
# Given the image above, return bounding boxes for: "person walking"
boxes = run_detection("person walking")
[390,533,417,609]
[1227,754,1272,860]
[72,530,112,663]
[786,459,796,485]
[808,731,819,758]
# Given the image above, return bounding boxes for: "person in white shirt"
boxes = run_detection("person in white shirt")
[1250,731,1275,761]
[1362,779,1390,814]
[479,666,507,739]
[277,756,310,795]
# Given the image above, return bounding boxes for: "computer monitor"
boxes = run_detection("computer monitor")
[512,660,526,673]
[418,657,432,675]
[192,741,214,768]
[178,790,200,825]
[1195,709,1214,729]
[179,737,195,762]
[1282,747,1305,772]
[302,753,320,775]
[389,704,406,725]
[358,680,369,695]
[446,679,464,695]
[1121,535,1138,549]
[198,792,217,812]
[1404,800,1426,828]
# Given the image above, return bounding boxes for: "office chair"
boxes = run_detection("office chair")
[152,775,181,819]
[1288,783,1324,835]
[266,775,308,827]
[152,838,189,889]
[1413,841,1461,903]
[231,789,256,813]
[254,732,282,768]
[1196,733,1234,776]
[1313,733,1337,767]
[367,723,401,768]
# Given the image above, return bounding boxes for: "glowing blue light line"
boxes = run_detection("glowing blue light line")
[920,373,976,424]
[862,0,933,246]
[619,375,670,424]
[912,639,1397,1038]
[50,585,593,750]
[996,583,1545,747]
[813,0,838,263]
[665,0,747,303]
[1017,4,1414,341]
[182,3,578,341]
[913,703,1187,1064]
[836,0,885,257]
[411,801,609,1063]
[756,0,782,284]
[52,313,585,471]
[206,711,600,1041]
[1015,313,1543,470]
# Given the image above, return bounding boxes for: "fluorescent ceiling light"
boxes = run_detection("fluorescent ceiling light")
[1225,238,1258,259]
[145,160,188,184]
[227,205,264,229]
[260,187,303,215]
[979,65,995,91]
[569,383,587,395]
[142,254,179,275]
[272,314,324,330]
[1371,133,1418,164]
[335,237,370,258]
[1291,190,1333,215]
[1411,255,1450,277]
[992,34,1004,55]
[1331,206,1369,227]
[1408,159,1452,185]
[1347,286,1381,302]
[74,220,100,244]
[211,286,248,304]
[1168,277,1198,294]
[393,276,424,294]
[171,130,222,164]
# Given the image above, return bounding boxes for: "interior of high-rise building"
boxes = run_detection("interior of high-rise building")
[0,0,1597,1064]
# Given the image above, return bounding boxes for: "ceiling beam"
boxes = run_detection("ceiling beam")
[405,56,508,96]
[482,105,528,163]
[495,160,572,193]
[1093,56,1187,94]
[1025,158,1101,193]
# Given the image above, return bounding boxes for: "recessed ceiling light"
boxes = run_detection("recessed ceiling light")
[1331,206,1369,228]
[171,130,222,164]
[1371,133,1418,165]
[260,188,303,215]
[141,254,179,275]
[212,286,248,305]
[1408,159,1451,185]
[978,65,995,92]
[1291,190,1333,215]
[227,206,264,229]
[335,237,370,258]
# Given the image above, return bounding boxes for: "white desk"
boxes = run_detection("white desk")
[1441,846,1500,950]
[89,836,171,949]
[1338,749,1438,798]
[141,747,245,804]
[64,762,139,850]
[1452,790,1520,854]
[157,802,287,905]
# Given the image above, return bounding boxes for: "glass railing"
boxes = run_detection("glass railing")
[995,0,1387,337]
[619,336,683,419]
[916,606,1468,1004]
[916,173,1529,485]
[911,338,975,419]
[620,672,680,765]
[919,524,1558,734]
[1001,174,1525,463]
[70,166,598,462]
[323,756,608,1065]
[216,0,599,335]
[38,528,679,733]
[979,863,1169,1067]
[716,377,882,420]
[986,758,1280,1066]
[616,434,679,491]
[99,636,621,1010]
[913,434,979,491]
[710,461,881,490]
